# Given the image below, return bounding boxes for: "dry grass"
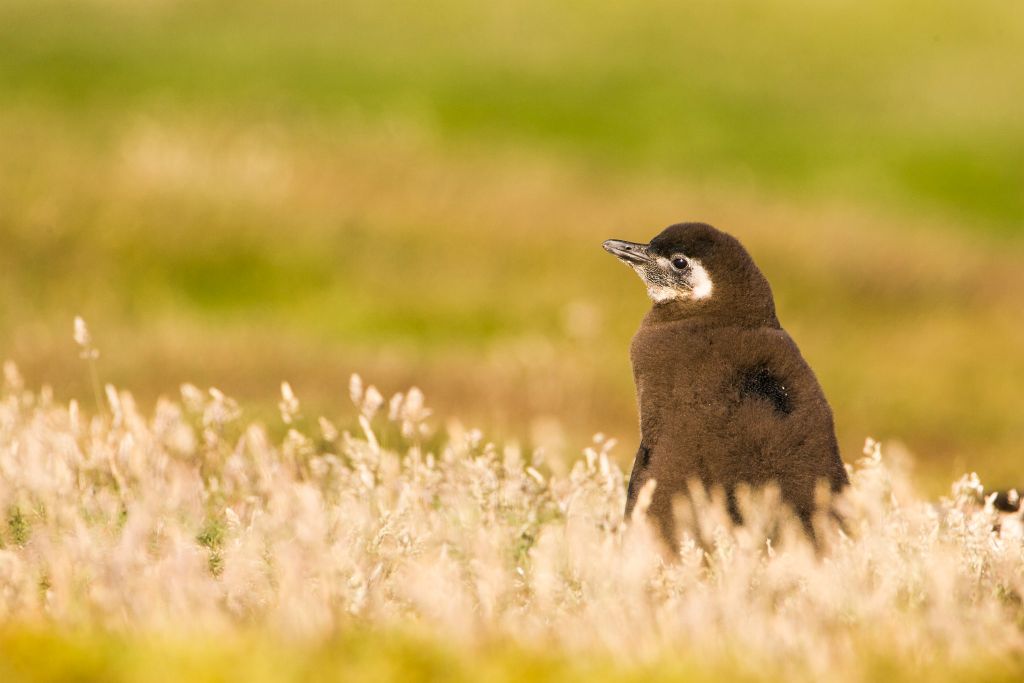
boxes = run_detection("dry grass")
[1,341,1022,680]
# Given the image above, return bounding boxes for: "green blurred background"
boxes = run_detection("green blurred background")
[1,0,1022,493]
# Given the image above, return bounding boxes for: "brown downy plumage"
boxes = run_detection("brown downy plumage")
[604,222,848,545]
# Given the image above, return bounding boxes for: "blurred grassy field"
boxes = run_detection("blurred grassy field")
[1,0,1023,494]
[2,629,1022,683]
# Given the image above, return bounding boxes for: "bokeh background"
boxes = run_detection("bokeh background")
[2,0,1022,494]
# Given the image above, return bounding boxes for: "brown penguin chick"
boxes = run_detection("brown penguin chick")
[603,222,848,544]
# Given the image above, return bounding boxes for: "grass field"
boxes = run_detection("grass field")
[0,374,1022,682]
[1,0,1023,678]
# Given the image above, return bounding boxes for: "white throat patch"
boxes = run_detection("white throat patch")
[646,283,679,303]
[642,257,714,303]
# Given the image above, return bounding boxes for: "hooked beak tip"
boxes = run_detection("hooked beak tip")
[603,239,650,264]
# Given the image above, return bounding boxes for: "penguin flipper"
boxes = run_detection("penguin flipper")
[737,327,849,494]
[624,443,651,517]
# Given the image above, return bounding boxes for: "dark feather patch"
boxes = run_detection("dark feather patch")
[741,365,792,414]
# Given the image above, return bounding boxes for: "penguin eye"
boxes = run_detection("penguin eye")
[671,257,689,270]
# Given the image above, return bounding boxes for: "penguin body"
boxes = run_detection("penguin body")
[604,223,848,540]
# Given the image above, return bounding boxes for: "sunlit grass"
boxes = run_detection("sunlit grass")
[0,361,1022,682]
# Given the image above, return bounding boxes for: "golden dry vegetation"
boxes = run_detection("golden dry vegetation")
[0,366,1022,681]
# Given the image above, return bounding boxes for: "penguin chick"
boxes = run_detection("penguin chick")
[603,222,849,544]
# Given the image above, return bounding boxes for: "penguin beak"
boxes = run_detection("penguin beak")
[603,239,652,265]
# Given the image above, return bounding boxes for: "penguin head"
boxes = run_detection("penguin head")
[603,222,777,323]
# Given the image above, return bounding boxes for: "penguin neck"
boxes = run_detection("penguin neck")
[644,283,780,329]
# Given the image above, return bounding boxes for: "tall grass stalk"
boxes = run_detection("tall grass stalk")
[73,316,105,417]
